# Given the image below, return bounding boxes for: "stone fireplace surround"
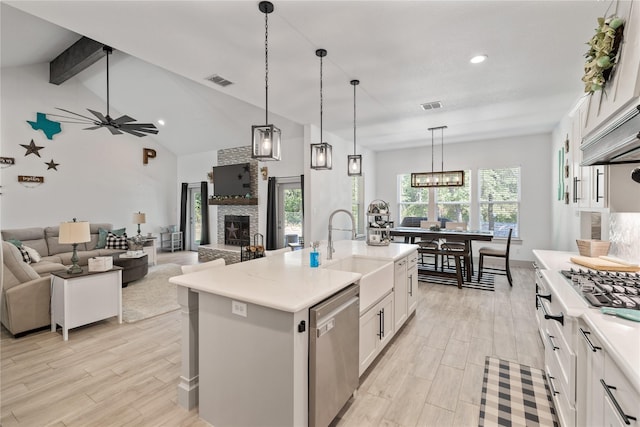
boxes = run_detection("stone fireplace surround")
[199,146,258,264]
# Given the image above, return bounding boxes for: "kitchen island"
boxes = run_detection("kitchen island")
[533,250,640,427]
[170,240,418,427]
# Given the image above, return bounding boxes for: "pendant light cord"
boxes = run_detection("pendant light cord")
[441,126,444,173]
[320,53,323,144]
[353,82,357,155]
[264,11,269,125]
[430,128,434,174]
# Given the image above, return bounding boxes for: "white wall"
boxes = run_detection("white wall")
[1,63,176,234]
[375,133,552,262]
[303,124,377,245]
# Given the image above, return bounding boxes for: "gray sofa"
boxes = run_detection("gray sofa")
[1,223,125,336]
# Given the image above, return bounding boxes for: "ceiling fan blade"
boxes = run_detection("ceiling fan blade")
[83,125,104,130]
[55,107,99,122]
[120,123,159,136]
[87,109,109,124]
[120,128,148,137]
[112,115,137,125]
[105,125,124,135]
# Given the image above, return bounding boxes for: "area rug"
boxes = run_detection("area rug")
[418,266,495,291]
[122,263,182,323]
[478,356,559,427]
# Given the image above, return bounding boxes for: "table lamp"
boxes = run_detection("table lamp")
[59,218,91,274]
[133,212,146,237]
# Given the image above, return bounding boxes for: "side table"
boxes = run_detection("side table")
[50,267,123,341]
[143,236,158,265]
[160,231,183,252]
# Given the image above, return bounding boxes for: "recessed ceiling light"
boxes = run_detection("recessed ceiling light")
[470,54,488,64]
[157,119,165,126]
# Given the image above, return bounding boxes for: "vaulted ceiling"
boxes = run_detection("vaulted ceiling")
[2,1,607,156]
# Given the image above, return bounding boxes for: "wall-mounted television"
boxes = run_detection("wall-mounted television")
[211,163,251,197]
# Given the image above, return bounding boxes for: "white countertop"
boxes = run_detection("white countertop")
[533,249,640,393]
[170,240,418,313]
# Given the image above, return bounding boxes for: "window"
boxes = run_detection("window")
[479,167,520,238]
[352,176,365,235]
[435,170,471,224]
[397,174,429,222]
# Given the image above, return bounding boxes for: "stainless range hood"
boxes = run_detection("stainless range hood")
[581,103,640,165]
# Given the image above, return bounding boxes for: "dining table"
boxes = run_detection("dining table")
[390,227,493,282]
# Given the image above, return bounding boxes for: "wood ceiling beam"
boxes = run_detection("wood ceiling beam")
[49,36,105,85]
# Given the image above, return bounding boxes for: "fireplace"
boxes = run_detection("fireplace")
[224,215,250,246]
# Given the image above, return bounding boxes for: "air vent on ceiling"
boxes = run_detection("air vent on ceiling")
[421,101,443,111]
[205,74,234,87]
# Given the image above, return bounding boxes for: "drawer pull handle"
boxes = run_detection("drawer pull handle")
[546,333,559,351]
[601,379,637,425]
[547,372,559,396]
[579,328,601,352]
[537,295,564,325]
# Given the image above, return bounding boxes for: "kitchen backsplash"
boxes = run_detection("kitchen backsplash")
[609,213,640,262]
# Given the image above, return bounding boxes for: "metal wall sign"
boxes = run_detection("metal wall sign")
[0,157,15,166]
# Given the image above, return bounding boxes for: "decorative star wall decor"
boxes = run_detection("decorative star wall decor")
[20,140,45,157]
[27,112,62,140]
[45,159,60,170]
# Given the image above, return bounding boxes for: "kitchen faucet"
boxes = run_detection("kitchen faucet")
[327,209,356,260]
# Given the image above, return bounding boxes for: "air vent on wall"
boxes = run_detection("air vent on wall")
[421,101,443,111]
[205,74,234,87]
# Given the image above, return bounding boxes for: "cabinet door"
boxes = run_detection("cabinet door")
[602,353,640,427]
[407,252,419,315]
[591,165,608,208]
[379,293,395,349]
[576,324,605,427]
[394,257,408,330]
[359,306,379,376]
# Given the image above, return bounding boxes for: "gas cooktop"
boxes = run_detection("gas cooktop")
[561,269,640,310]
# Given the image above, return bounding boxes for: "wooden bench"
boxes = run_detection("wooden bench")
[416,248,467,288]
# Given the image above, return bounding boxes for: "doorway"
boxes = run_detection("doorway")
[276,178,303,249]
[188,185,202,251]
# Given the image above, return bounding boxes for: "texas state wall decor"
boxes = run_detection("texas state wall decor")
[26,112,61,140]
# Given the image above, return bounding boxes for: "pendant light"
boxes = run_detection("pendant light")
[411,126,464,188]
[310,48,332,170]
[251,1,281,161]
[348,79,362,176]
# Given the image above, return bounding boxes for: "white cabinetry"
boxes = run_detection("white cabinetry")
[407,253,418,315]
[359,291,394,376]
[577,320,640,427]
[576,321,605,427]
[536,271,577,427]
[583,0,640,136]
[394,257,408,330]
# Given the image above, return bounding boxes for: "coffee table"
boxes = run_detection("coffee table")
[51,267,123,341]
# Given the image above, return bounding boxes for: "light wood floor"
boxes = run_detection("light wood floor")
[1,251,543,427]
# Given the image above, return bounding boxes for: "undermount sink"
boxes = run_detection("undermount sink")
[323,256,394,314]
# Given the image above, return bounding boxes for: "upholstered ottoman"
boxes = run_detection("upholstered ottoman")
[112,253,148,285]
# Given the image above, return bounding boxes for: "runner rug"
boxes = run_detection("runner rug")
[478,356,559,427]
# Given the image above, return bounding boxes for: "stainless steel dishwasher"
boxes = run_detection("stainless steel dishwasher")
[309,283,360,427]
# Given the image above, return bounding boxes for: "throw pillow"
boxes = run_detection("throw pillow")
[105,232,128,250]
[23,245,42,263]
[17,246,32,264]
[97,227,126,249]
[7,238,23,248]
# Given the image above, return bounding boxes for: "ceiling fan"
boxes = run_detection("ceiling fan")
[50,46,159,137]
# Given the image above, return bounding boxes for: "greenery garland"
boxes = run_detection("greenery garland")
[582,15,624,93]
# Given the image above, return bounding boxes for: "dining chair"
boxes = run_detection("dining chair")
[441,222,470,273]
[477,228,513,286]
[418,221,441,269]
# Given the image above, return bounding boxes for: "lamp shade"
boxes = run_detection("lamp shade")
[59,220,91,244]
[133,212,146,224]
